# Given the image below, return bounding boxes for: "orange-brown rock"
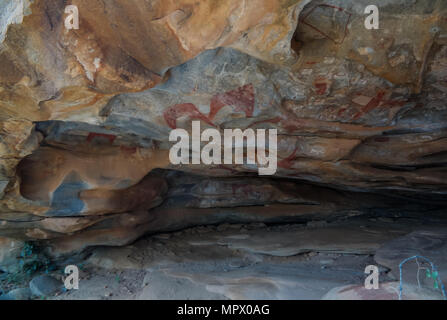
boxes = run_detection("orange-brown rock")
[0,0,447,261]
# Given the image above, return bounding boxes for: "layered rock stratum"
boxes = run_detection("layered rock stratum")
[0,0,446,262]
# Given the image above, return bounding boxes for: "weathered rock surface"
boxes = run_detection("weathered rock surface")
[0,0,446,266]
[0,287,32,300]
[0,237,23,272]
[322,282,443,300]
[375,229,447,288]
[51,216,444,300]
[42,173,443,256]
[29,274,62,297]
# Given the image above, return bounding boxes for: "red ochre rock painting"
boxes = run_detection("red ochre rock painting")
[163,84,255,129]
[87,132,117,144]
[353,91,407,120]
[163,103,215,129]
[278,148,298,169]
[209,84,255,120]
[314,78,330,95]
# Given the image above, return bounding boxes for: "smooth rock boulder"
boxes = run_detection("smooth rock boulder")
[29,275,62,297]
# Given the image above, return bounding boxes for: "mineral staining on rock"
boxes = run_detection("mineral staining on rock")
[0,0,446,264]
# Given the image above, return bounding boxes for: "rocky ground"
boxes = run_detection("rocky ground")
[2,212,446,300]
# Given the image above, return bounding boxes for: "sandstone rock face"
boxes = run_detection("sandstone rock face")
[0,0,447,262]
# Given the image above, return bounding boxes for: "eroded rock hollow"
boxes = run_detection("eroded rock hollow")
[0,0,447,300]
